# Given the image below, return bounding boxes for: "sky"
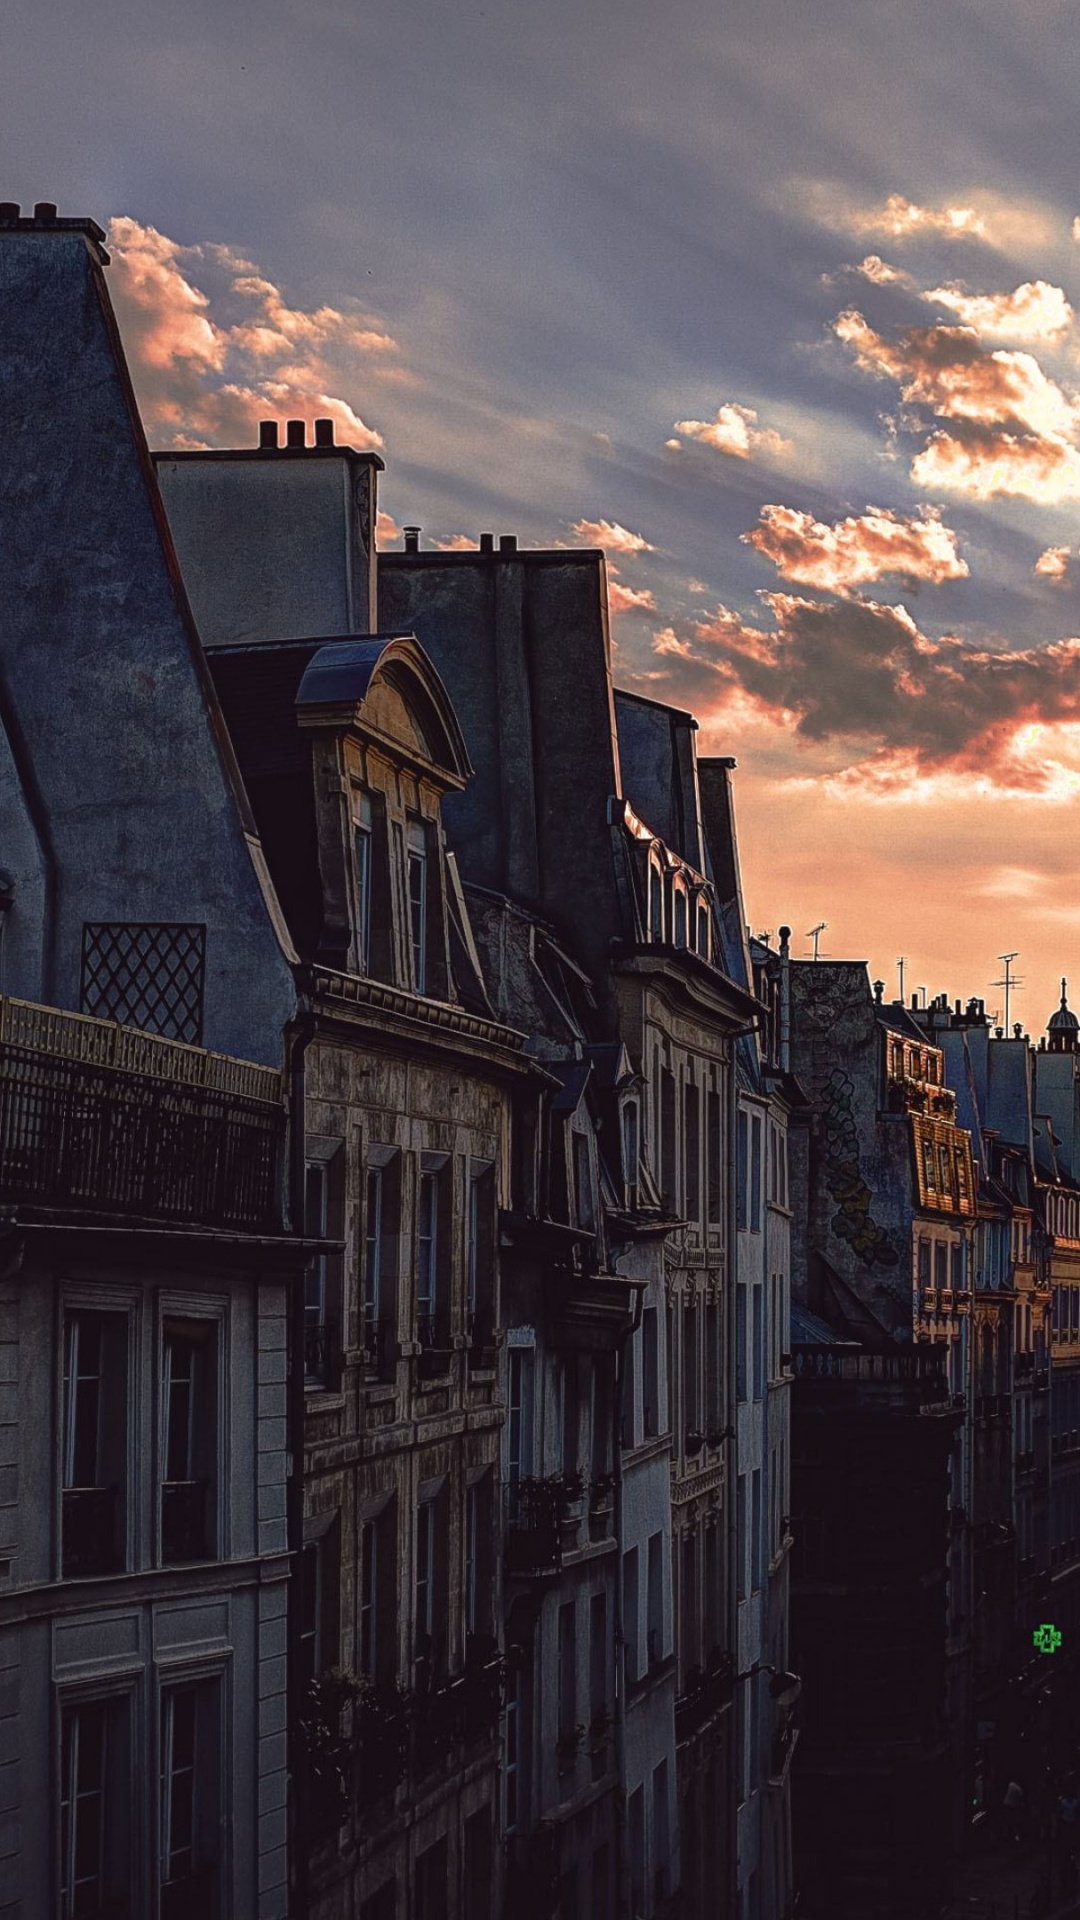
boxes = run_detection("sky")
[7,0,1080,1032]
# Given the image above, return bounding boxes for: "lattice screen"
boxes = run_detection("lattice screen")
[80,924,206,1044]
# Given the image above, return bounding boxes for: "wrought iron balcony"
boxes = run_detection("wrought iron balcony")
[161,1478,211,1563]
[361,1315,397,1383]
[62,1484,122,1578]
[0,996,284,1232]
[504,1477,574,1577]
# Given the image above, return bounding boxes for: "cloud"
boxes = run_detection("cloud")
[835,308,1080,500]
[1035,545,1071,584]
[433,533,479,550]
[924,279,1073,342]
[855,254,914,288]
[571,517,655,552]
[108,218,389,451]
[647,589,1080,793]
[607,566,657,614]
[742,503,968,594]
[851,195,989,241]
[376,510,401,545]
[669,401,791,462]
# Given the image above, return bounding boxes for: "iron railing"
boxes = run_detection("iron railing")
[504,1478,571,1577]
[361,1316,397,1383]
[792,1348,951,1402]
[0,997,284,1232]
[675,1647,734,1740]
[62,1484,121,1578]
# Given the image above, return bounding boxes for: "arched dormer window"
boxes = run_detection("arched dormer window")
[673,880,688,950]
[648,856,665,942]
[695,898,710,962]
[622,1099,640,1209]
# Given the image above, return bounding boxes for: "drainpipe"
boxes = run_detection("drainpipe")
[612,1278,644,1920]
[286,1008,316,1920]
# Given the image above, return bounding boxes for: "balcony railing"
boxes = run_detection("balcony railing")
[675,1647,734,1740]
[62,1484,122,1578]
[504,1477,576,1577]
[466,1311,497,1371]
[793,1346,951,1404]
[416,1312,452,1381]
[361,1316,397,1383]
[0,997,284,1232]
[161,1478,211,1562]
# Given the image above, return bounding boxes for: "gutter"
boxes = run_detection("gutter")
[285,1006,316,1920]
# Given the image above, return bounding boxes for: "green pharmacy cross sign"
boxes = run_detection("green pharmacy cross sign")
[1034,1623,1063,1655]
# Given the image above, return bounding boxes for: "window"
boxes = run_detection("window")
[360,1505,396,1684]
[703,1522,722,1658]
[573,1130,597,1232]
[918,1240,931,1288]
[935,1242,948,1290]
[508,1348,534,1491]
[465,1475,494,1644]
[736,1285,748,1402]
[561,1358,580,1475]
[684,1080,700,1223]
[736,1110,748,1231]
[684,1298,700,1436]
[680,1530,698,1674]
[951,1242,963,1290]
[674,885,688,949]
[161,1319,218,1563]
[353,790,373,972]
[752,1468,762,1590]
[653,1759,671,1901]
[80,921,205,1044]
[363,1153,400,1381]
[647,1532,664,1666]
[660,1067,677,1212]
[707,1090,722,1226]
[558,1602,577,1750]
[60,1696,131,1920]
[642,1307,659,1439]
[505,1656,528,1834]
[622,1100,640,1208]
[591,1845,611,1920]
[705,1300,720,1429]
[304,1161,330,1384]
[648,860,665,941]
[415,1497,438,1667]
[159,1680,221,1918]
[737,1476,747,1599]
[62,1308,128,1578]
[467,1163,496,1352]
[629,1787,646,1918]
[416,1160,450,1366]
[589,1591,608,1726]
[696,902,710,961]
[414,1837,448,1920]
[752,1287,764,1402]
[407,821,428,994]
[299,1541,322,1689]
[750,1116,762,1231]
[622,1547,640,1683]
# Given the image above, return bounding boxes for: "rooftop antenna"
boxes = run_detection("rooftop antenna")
[992,953,1022,1034]
[807,921,827,961]
[897,956,906,1003]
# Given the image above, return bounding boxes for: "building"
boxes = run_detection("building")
[785,962,974,1917]
[0,203,306,1920]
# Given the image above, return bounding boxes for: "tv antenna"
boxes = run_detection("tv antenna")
[992,953,1023,1033]
[807,921,827,961]
[897,956,906,1003]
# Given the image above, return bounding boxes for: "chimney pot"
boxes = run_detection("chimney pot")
[479,533,495,553]
[403,526,421,553]
[286,419,306,448]
[314,417,334,447]
[911,993,919,1010]
[33,202,57,222]
[499,534,518,552]
[258,420,279,450]
[0,203,19,222]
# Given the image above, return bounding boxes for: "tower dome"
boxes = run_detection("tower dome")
[1048,978,1079,1051]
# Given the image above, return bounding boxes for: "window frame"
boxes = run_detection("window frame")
[156,1294,227,1569]
[58,1290,136,1582]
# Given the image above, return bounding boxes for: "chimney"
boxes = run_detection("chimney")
[403,526,421,553]
[33,201,57,223]
[314,418,335,447]
[258,420,279,450]
[873,979,885,1005]
[286,419,306,449]
[0,203,19,222]
[479,533,495,553]
[499,534,518,552]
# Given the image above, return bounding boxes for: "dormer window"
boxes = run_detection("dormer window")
[622,1100,640,1209]
[407,822,428,994]
[648,857,665,942]
[573,1129,597,1232]
[696,901,710,961]
[353,790,373,972]
[673,882,688,950]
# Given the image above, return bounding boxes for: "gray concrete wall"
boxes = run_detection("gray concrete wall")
[0,226,296,1065]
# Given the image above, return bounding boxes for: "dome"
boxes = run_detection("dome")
[1048,978,1079,1046]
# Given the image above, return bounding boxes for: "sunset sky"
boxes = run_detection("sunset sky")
[7,0,1080,1031]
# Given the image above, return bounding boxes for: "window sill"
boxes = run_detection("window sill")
[304,1387,346,1412]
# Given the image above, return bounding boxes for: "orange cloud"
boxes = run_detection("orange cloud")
[1035,545,1071,584]
[645,590,1080,793]
[742,503,968,594]
[432,533,478,550]
[835,308,1080,501]
[376,510,401,545]
[572,518,655,553]
[669,402,790,462]
[607,567,657,614]
[924,279,1073,342]
[108,218,389,451]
